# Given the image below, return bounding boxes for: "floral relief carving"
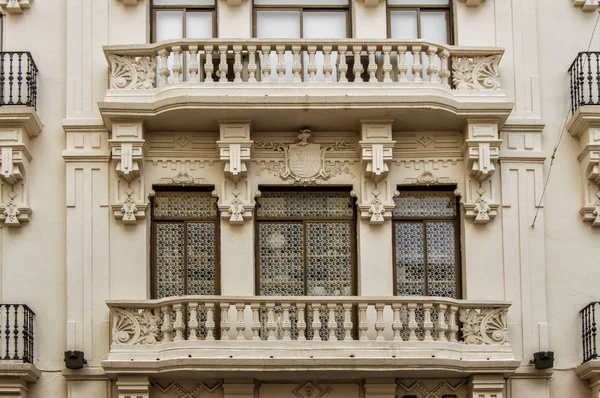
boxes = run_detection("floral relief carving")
[120,188,139,224]
[109,54,156,90]
[404,171,452,186]
[452,54,501,90]
[3,192,20,226]
[368,189,385,225]
[459,307,508,345]
[112,308,162,345]
[159,172,207,186]
[228,188,245,224]
[255,129,355,184]
[472,187,494,224]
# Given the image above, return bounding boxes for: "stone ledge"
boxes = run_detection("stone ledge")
[0,362,40,383]
[0,106,42,138]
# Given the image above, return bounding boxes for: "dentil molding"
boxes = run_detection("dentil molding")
[0,0,32,14]
[573,0,600,11]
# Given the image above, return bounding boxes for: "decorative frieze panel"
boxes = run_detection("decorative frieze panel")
[396,379,468,398]
[393,132,462,159]
[109,55,156,90]
[0,0,32,14]
[151,381,223,397]
[452,55,501,91]
[146,132,219,159]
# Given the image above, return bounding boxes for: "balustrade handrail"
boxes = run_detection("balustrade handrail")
[581,301,600,363]
[0,304,34,364]
[568,51,600,114]
[0,51,38,109]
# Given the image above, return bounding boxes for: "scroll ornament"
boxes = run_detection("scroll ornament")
[459,307,508,345]
[109,54,156,90]
[112,308,162,345]
[452,55,501,90]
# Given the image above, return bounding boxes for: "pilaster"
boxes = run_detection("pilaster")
[358,120,396,225]
[468,375,505,398]
[0,378,28,397]
[116,376,150,398]
[364,379,396,398]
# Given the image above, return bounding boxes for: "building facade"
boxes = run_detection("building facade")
[0,0,598,397]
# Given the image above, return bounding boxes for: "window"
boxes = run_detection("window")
[152,0,216,43]
[151,187,219,299]
[392,188,460,298]
[253,1,350,82]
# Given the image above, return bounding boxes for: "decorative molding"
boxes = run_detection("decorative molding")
[574,0,600,11]
[457,0,484,6]
[112,308,161,345]
[118,0,141,5]
[358,189,395,225]
[463,188,499,223]
[292,381,331,398]
[358,0,382,7]
[152,381,223,397]
[108,54,156,90]
[402,171,453,186]
[459,307,509,345]
[0,0,32,14]
[452,55,501,90]
[225,0,246,5]
[396,380,467,398]
[158,171,207,186]
[255,129,355,184]
[360,120,395,183]
[117,376,150,398]
[468,375,505,398]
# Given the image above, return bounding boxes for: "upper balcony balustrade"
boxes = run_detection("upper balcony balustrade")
[101,39,512,131]
[103,295,518,378]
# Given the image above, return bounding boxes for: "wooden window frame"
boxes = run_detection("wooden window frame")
[391,185,462,299]
[151,0,218,43]
[254,186,358,297]
[386,0,454,45]
[150,185,220,299]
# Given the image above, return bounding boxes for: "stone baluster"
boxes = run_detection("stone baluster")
[204,45,214,82]
[292,45,302,82]
[375,303,385,341]
[307,46,318,82]
[338,45,348,83]
[392,303,403,341]
[276,45,286,82]
[281,302,292,341]
[367,46,378,83]
[233,45,243,83]
[448,305,459,342]
[407,303,418,341]
[382,45,393,83]
[188,302,199,340]
[297,303,307,341]
[426,45,440,83]
[158,48,171,86]
[172,46,183,83]
[205,302,215,341]
[247,45,258,83]
[160,305,173,343]
[327,303,338,341]
[218,45,228,82]
[423,303,434,341]
[358,303,369,341]
[397,45,408,82]
[172,303,185,341]
[436,303,449,342]
[343,303,353,341]
[236,303,246,340]
[266,303,276,341]
[323,45,333,82]
[261,45,271,82]
[251,303,261,340]
[220,302,230,340]
[311,305,322,341]
[189,45,199,83]
[412,45,423,82]
[439,49,450,86]
[353,46,364,82]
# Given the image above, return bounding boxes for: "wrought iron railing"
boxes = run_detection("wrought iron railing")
[0,52,38,110]
[569,52,600,114]
[0,304,34,364]
[581,301,599,363]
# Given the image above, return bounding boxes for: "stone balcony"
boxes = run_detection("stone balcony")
[100,39,513,132]
[102,296,518,379]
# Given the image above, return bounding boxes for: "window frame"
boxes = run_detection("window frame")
[150,185,221,299]
[391,185,462,299]
[151,0,217,43]
[386,0,454,45]
[254,186,358,297]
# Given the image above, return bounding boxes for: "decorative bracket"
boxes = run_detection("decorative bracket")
[463,187,499,223]
[109,122,147,224]
[357,189,395,225]
[0,0,32,14]
[574,0,600,11]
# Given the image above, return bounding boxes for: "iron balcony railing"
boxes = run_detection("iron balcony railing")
[0,304,34,364]
[569,51,600,114]
[582,301,599,363]
[0,52,38,110]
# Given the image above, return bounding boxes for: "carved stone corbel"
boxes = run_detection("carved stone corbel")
[462,122,501,224]
[218,122,254,224]
[109,122,147,224]
[358,120,396,224]
[0,0,32,14]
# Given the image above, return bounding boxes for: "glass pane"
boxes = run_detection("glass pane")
[393,192,456,217]
[156,223,185,298]
[255,0,348,4]
[187,222,216,295]
[186,11,213,38]
[153,191,217,218]
[389,10,418,39]
[395,222,425,296]
[154,0,215,5]
[421,11,448,44]
[256,11,300,82]
[426,221,456,298]
[303,12,347,82]
[156,10,183,41]
[256,191,354,218]
[388,0,448,5]
[306,222,353,296]
[258,223,304,296]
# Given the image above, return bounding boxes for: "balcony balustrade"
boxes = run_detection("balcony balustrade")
[581,301,599,363]
[0,304,34,364]
[0,52,38,109]
[569,52,600,115]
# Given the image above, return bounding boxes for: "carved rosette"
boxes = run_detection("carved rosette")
[452,55,501,91]
[112,308,162,345]
[108,54,156,90]
[459,307,508,345]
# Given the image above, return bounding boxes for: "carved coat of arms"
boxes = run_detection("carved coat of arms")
[255,129,355,184]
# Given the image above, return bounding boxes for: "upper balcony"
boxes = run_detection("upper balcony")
[101,39,513,132]
[103,295,518,379]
